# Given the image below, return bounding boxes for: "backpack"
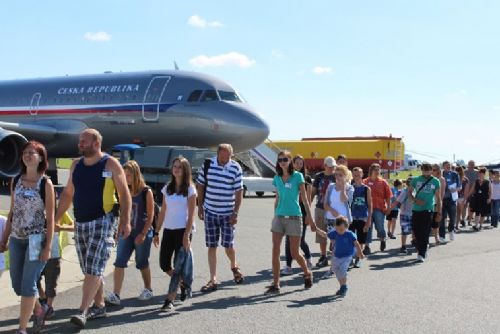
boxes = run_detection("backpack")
[141,186,160,230]
[13,174,48,204]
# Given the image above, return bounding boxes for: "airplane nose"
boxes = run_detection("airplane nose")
[233,108,270,150]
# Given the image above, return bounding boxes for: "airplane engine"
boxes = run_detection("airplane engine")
[0,129,27,177]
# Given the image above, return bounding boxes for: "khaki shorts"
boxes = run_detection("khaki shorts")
[271,216,302,237]
[315,208,328,243]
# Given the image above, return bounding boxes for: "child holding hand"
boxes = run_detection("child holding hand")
[315,216,364,296]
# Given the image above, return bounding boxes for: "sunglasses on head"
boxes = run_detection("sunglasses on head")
[278,157,289,163]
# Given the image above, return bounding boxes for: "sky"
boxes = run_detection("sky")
[1,1,500,164]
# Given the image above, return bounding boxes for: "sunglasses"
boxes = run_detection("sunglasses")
[278,158,289,163]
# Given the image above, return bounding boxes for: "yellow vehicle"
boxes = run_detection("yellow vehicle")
[269,136,404,174]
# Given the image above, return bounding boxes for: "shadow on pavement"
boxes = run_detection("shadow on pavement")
[369,258,419,271]
[286,294,342,308]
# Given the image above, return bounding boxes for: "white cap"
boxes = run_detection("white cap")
[324,156,336,168]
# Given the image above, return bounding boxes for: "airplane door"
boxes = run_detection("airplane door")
[142,76,171,122]
[30,92,41,117]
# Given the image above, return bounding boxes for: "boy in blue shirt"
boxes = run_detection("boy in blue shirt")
[387,179,403,239]
[316,216,364,296]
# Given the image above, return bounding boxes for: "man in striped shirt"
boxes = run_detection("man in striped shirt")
[197,144,244,292]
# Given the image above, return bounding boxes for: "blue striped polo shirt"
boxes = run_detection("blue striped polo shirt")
[197,157,243,215]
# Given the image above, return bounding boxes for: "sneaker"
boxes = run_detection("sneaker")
[264,284,281,295]
[87,305,107,320]
[353,258,361,268]
[306,258,313,270]
[138,288,154,301]
[472,225,479,231]
[160,299,175,312]
[380,240,386,252]
[363,245,371,256]
[315,256,328,269]
[416,255,425,263]
[389,233,397,240]
[460,220,466,227]
[335,285,348,297]
[70,310,87,329]
[280,266,293,276]
[449,231,455,241]
[32,304,49,333]
[321,270,334,280]
[399,246,407,254]
[105,291,121,306]
[439,237,446,243]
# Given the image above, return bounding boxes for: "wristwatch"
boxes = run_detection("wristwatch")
[153,231,159,236]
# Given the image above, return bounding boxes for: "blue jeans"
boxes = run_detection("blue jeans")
[114,229,153,270]
[366,209,387,244]
[9,236,47,297]
[491,200,500,227]
[440,198,457,237]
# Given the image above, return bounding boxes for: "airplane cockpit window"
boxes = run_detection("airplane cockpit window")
[200,90,219,102]
[187,90,202,102]
[218,91,243,103]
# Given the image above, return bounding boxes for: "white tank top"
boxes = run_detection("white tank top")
[491,181,500,200]
[326,186,349,220]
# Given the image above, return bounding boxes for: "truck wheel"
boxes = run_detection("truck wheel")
[256,191,264,197]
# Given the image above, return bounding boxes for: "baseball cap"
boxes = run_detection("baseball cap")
[324,156,336,168]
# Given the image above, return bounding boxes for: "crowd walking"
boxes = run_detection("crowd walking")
[1,129,499,333]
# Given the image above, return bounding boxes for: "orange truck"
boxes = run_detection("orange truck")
[268,136,405,174]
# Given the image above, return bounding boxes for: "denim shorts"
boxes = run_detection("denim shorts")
[9,236,47,297]
[204,211,234,248]
[331,255,352,280]
[114,229,153,270]
[75,214,115,276]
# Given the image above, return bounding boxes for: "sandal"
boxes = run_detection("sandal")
[304,272,313,289]
[200,280,218,293]
[231,267,244,284]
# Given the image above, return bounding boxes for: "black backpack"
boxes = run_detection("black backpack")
[141,186,160,230]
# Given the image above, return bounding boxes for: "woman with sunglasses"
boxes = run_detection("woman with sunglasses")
[281,155,313,276]
[266,151,314,294]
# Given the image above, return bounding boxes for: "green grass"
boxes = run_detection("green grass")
[56,158,73,169]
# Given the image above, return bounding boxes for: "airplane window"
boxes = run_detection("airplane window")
[200,90,219,102]
[218,91,243,103]
[187,90,202,102]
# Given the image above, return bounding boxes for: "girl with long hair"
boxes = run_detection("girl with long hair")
[105,160,155,306]
[155,157,197,311]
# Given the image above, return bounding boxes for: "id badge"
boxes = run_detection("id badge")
[102,171,113,178]
[285,183,292,189]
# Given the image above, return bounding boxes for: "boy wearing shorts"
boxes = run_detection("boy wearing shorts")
[316,216,364,297]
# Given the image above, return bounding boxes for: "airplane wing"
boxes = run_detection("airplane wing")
[0,120,87,142]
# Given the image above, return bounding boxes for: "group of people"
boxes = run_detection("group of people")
[1,128,499,334]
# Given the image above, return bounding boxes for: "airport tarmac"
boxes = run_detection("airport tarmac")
[1,187,500,333]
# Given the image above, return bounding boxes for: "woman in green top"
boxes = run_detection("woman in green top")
[266,151,314,294]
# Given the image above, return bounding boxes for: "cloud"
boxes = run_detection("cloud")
[464,138,480,145]
[312,66,332,75]
[83,31,111,42]
[187,15,224,28]
[271,49,284,59]
[189,52,255,68]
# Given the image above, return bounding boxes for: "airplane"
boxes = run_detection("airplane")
[0,70,270,179]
